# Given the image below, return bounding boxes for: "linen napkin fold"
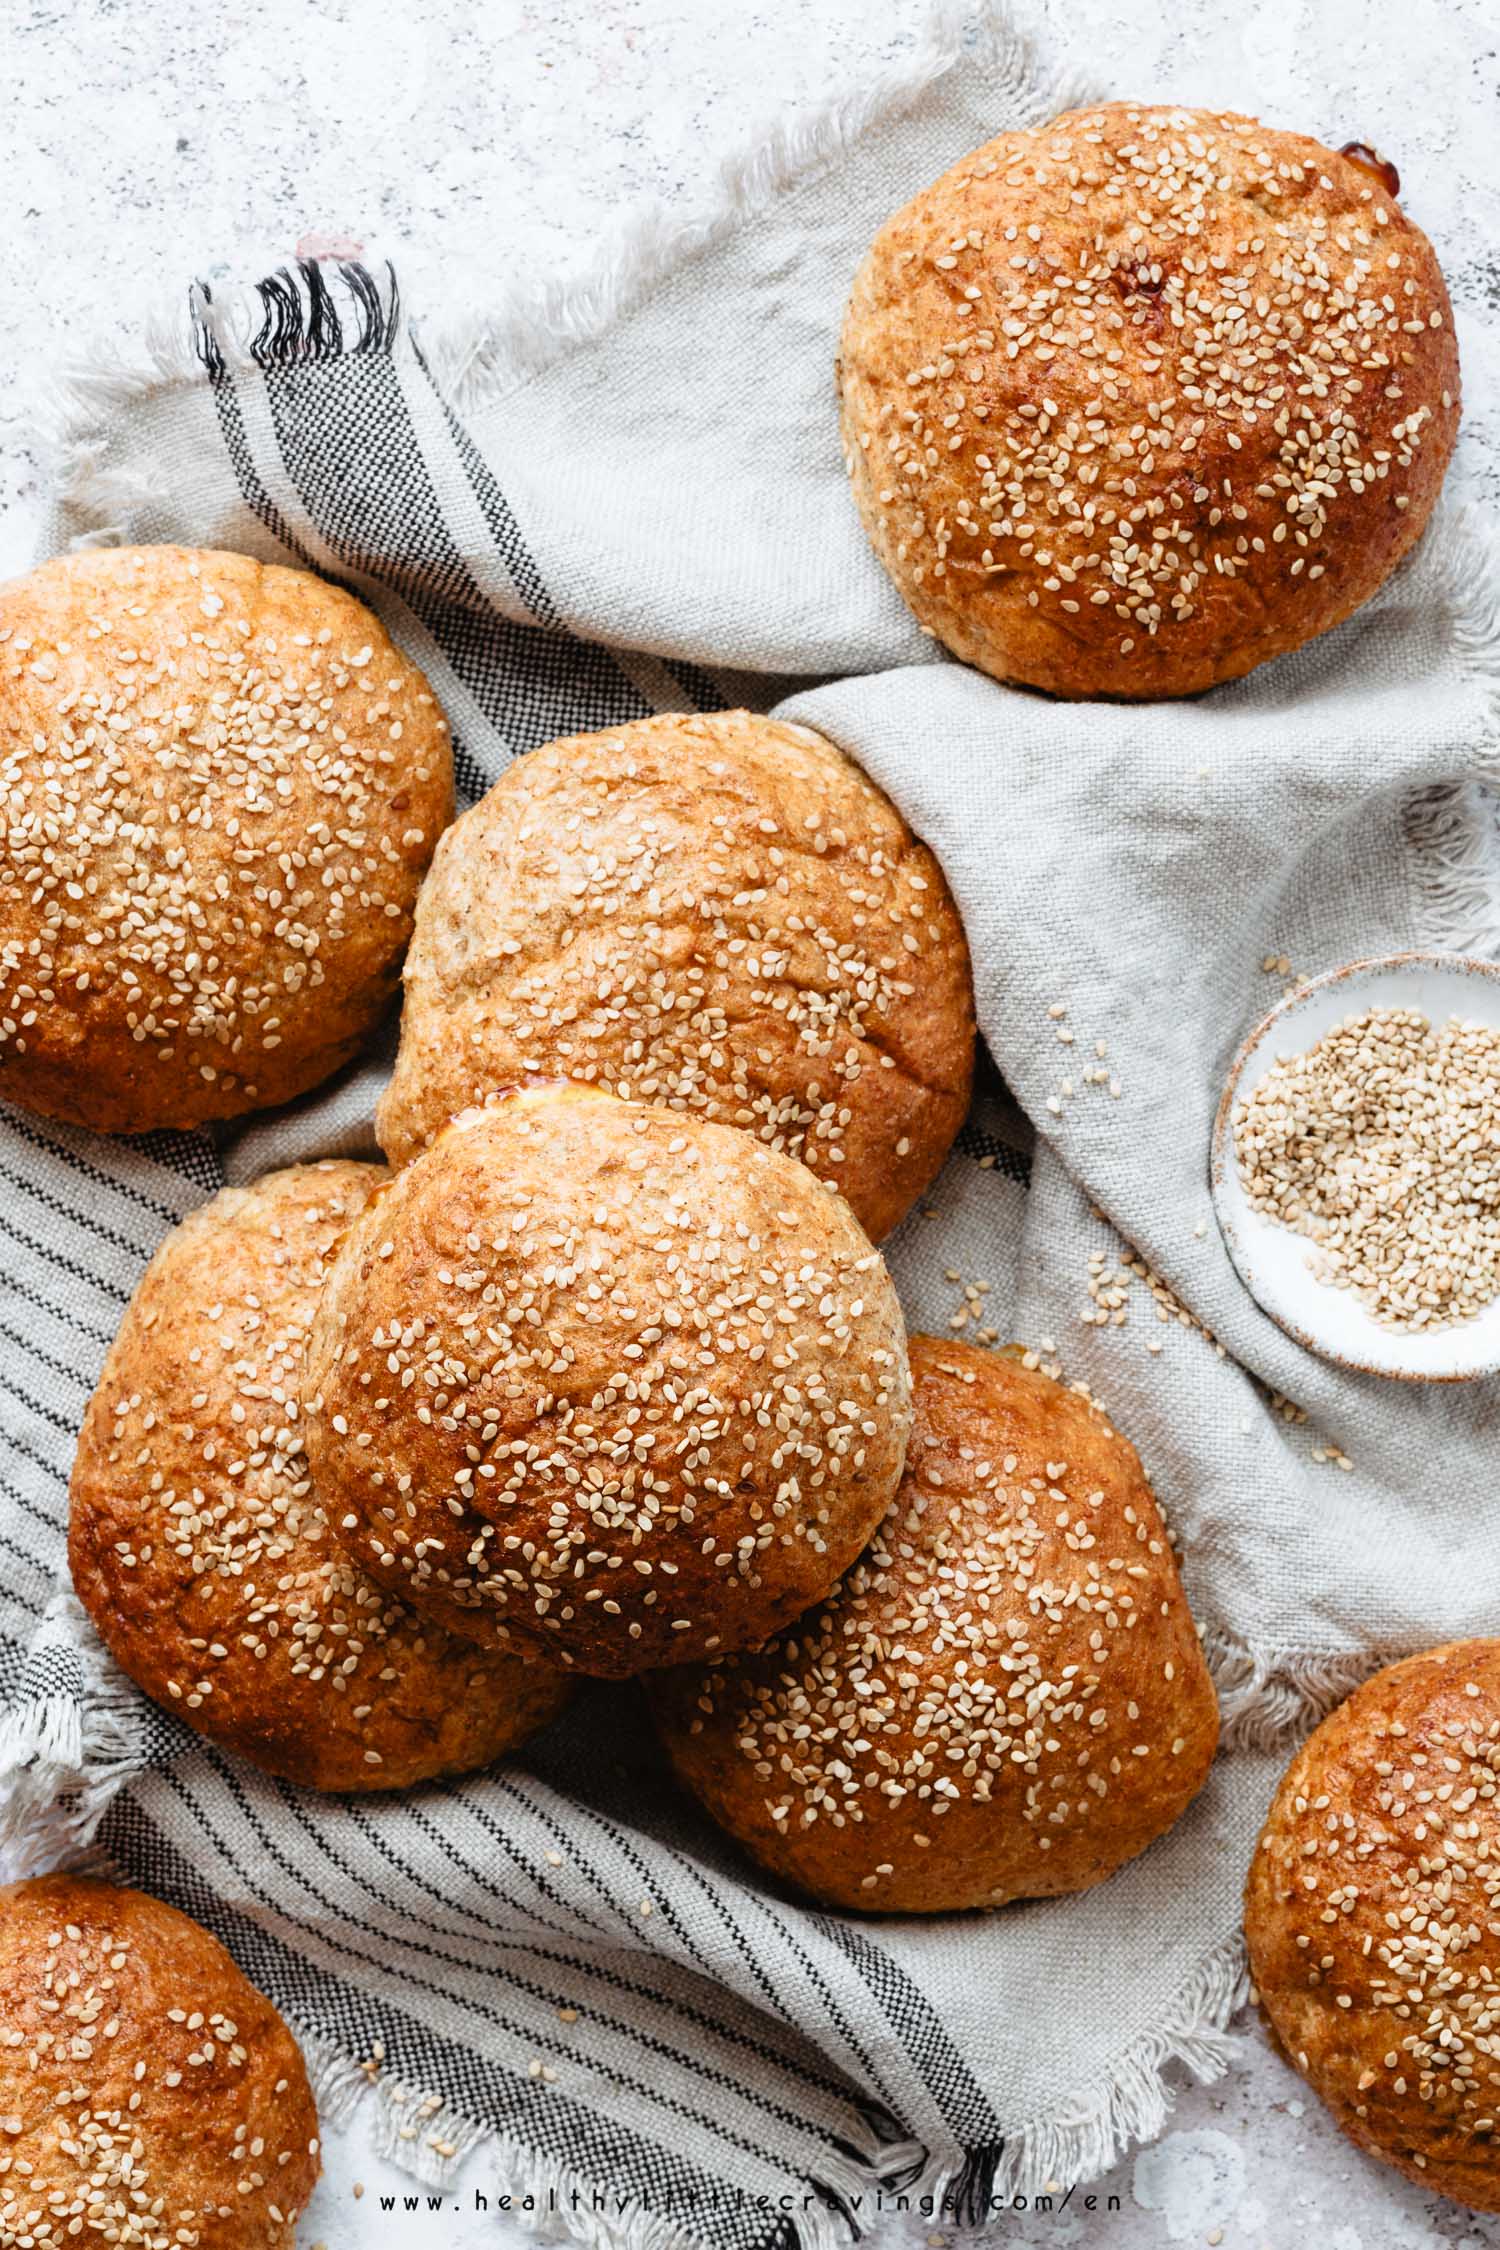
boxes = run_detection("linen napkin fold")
[2,7,1498,2244]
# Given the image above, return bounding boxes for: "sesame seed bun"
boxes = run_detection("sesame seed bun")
[69,1160,570,1789]
[839,104,1460,699]
[649,1336,1218,1911]
[305,1083,912,1677]
[376,711,975,1244]
[0,1874,319,2249]
[1246,1641,1500,2211]
[0,546,453,1133]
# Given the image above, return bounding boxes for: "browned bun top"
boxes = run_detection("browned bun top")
[306,1083,912,1677]
[69,1160,569,1790]
[376,710,975,1243]
[0,546,453,1133]
[1246,1640,1500,2212]
[839,104,1460,699]
[0,1874,319,2248]
[650,1335,1218,1911]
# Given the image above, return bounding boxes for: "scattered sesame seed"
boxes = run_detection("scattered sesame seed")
[1082,1238,1225,1359]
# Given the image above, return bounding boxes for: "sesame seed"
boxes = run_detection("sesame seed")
[308,1090,911,1673]
[842,105,1457,693]
[71,1160,561,1790]
[0,1879,318,2245]
[0,547,449,1129]
[1234,1006,1500,1330]
[379,711,972,1246]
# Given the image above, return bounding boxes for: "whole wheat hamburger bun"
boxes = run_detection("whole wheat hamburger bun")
[0,1873,319,2249]
[69,1159,569,1789]
[305,1083,912,1676]
[0,545,452,1132]
[839,104,1460,699]
[1246,1640,1500,2212]
[376,710,975,1244]
[650,1335,1218,1910]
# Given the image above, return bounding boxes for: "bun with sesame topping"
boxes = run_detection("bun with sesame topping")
[376,710,975,1244]
[69,1160,569,1789]
[0,545,453,1132]
[305,1083,912,1677]
[1246,1641,1500,2211]
[839,104,1460,699]
[649,1336,1218,1911]
[0,1873,319,2248]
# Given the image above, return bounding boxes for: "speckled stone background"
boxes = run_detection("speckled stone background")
[3,2,1499,2245]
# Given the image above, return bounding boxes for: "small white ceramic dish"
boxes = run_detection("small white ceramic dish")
[1210,952,1500,1382]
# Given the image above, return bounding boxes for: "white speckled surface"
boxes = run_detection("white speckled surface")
[4,2,1500,2244]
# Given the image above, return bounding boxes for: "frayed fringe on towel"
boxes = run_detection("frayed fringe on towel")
[192,258,402,378]
[423,2,1091,414]
[36,0,1087,468]
[34,260,405,545]
[301,2027,906,2250]
[0,1591,148,1877]
[1406,776,1500,962]
[293,1936,1244,2250]
[1209,1632,1384,1755]
[978,1933,1248,2209]
[1402,503,1500,958]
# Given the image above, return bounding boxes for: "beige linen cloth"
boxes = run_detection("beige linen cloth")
[1,7,1497,2243]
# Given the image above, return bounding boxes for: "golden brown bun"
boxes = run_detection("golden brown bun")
[69,1160,569,1789]
[0,1874,319,2248]
[0,546,453,1132]
[1246,1640,1500,2212]
[650,1335,1218,1910]
[839,104,1460,699]
[306,1083,911,1677]
[376,711,975,1243]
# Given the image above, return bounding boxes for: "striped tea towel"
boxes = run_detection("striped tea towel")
[3,7,1499,2245]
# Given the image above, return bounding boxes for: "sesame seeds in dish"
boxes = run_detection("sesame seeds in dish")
[0,1874,320,2249]
[1234,1005,1500,1332]
[306,1082,912,1678]
[839,103,1459,699]
[651,1336,1218,1912]
[1212,954,1500,1380]
[69,1160,570,1790]
[377,710,976,1245]
[1246,1642,1500,2212]
[0,545,452,1133]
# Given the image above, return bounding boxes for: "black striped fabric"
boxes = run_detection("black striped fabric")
[0,260,1024,2250]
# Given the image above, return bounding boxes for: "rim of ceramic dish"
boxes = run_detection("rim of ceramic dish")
[1209,951,1500,1383]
